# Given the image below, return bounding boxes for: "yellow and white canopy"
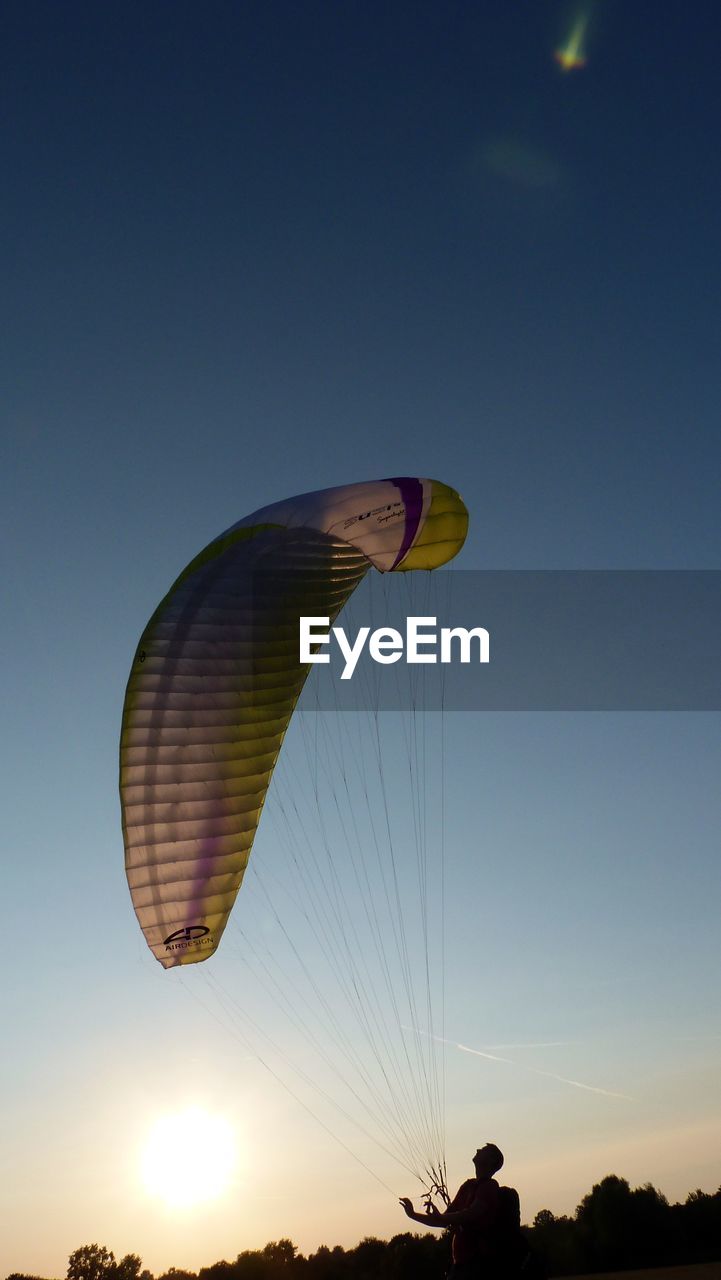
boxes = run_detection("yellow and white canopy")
[120,477,467,967]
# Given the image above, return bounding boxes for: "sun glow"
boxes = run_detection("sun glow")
[141,1107,237,1208]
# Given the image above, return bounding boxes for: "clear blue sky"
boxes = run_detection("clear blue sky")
[2,2,720,1276]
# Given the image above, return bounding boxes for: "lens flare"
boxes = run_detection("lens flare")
[555,8,590,71]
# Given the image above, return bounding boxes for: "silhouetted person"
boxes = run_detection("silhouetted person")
[401,1143,529,1280]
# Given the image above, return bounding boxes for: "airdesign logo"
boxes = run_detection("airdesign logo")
[164,925,213,952]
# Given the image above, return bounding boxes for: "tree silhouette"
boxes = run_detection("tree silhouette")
[262,1242,297,1270]
[115,1258,142,1280]
[67,1246,117,1280]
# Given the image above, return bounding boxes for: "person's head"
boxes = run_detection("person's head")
[473,1143,504,1178]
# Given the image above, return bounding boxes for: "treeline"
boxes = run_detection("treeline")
[7,1175,721,1280]
[529,1175,721,1274]
[5,1238,446,1280]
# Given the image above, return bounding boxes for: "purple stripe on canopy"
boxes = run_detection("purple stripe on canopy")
[387,477,424,569]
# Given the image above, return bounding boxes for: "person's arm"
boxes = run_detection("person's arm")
[400,1178,500,1230]
[399,1197,447,1228]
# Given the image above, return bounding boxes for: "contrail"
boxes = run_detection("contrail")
[456,1040,633,1100]
[408,1027,632,1100]
[483,1041,573,1050]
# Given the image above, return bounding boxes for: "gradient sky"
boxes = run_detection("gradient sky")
[2,1,721,1277]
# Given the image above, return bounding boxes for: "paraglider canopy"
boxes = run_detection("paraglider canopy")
[120,477,468,968]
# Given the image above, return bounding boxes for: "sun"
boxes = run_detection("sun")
[141,1107,237,1209]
